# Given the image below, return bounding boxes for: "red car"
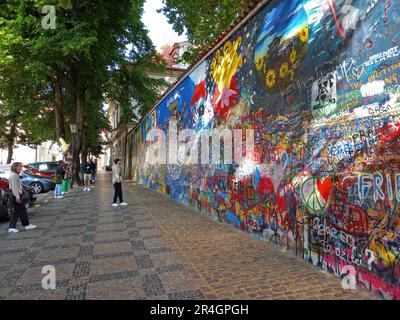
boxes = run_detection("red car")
[23,161,58,178]
[0,178,8,190]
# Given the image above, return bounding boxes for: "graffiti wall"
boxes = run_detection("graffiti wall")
[131,0,400,299]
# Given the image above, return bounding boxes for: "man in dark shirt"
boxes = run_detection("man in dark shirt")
[83,159,93,192]
[89,159,97,185]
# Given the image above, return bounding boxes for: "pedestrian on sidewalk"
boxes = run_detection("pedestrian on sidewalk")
[8,162,37,233]
[62,162,72,195]
[89,159,97,185]
[83,159,93,192]
[112,158,127,207]
[53,160,65,199]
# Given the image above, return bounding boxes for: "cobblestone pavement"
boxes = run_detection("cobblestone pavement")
[0,173,378,300]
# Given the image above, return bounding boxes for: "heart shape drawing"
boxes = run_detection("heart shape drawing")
[316,178,332,201]
[352,65,365,80]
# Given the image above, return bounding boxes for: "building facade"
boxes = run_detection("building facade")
[0,141,63,165]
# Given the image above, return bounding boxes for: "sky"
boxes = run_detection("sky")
[142,0,187,52]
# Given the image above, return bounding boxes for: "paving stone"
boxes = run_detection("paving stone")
[89,270,140,283]
[128,230,140,238]
[156,264,185,274]
[83,234,95,243]
[168,290,204,300]
[31,258,76,267]
[0,269,25,288]
[142,274,165,297]
[135,255,154,269]
[93,251,134,260]
[79,245,94,257]
[86,226,97,233]
[131,240,145,251]
[148,247,172,254]
[96,238,130,244]
[126,222,137,229]
[65,283,87,300]
[72,262,91,278]
[12,279,69,293]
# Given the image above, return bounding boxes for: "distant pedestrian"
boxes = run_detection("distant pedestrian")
[53,160,65,199]
[90,159,97,184]
[8,162,37,233]
[83,159,93,192]
[62,163,72,195]
[112,158,127,207]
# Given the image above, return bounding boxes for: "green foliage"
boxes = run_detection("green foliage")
[0,0,161,158]
[159,0,248,63]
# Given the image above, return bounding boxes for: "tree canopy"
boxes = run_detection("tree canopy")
[158,0,250,63]
[0,0,164,171]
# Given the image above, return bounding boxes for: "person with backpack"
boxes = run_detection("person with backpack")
[54,160,65,199]
[8,162,37,233]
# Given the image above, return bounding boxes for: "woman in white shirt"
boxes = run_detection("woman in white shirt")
[8,162,37,233]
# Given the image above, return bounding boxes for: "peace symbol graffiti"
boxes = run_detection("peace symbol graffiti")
[301,177,332,213]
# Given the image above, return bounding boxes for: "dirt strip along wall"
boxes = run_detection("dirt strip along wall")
[131,0,400,299]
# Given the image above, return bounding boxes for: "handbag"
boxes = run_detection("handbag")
[53,174,62,184]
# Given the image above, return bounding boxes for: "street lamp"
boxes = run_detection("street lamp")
[70,123,78,189]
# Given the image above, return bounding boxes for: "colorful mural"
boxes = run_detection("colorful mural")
[131,0,400,300]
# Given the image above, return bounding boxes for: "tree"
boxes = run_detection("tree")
[0,0,162,182]
[158,0,251,63]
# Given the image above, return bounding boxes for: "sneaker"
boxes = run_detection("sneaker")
[8,228,19,233]
[58,196,64,199]
[112,203,119,207]
[25,224,37,230]
[87,188,91,192]
[120,202,128,206]
[83,188,87,192]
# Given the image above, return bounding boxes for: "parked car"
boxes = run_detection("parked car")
[0,177,36,208]
[0,188,12,219]
[20,171,55,194]
[0,164,11,178]
[24,161,59,178]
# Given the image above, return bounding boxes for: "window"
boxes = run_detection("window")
[48,163,58,171]
[38,164,49,171]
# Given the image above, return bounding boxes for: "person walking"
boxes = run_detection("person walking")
[62,163,72,195]
[90,159,97,184]
[83,159,93,192]
[112,158,127,207]
[54,160,65,199]
[8,162,37,233]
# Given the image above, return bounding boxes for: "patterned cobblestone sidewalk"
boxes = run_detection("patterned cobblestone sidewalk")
[0,173,378,300]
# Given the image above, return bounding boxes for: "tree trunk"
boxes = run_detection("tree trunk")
[53,76,65,144]
[73,87,86,186]
[81,128,88,167]
[6,122,17,164]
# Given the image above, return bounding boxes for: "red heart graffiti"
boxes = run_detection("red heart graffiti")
[316,178,332,201]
